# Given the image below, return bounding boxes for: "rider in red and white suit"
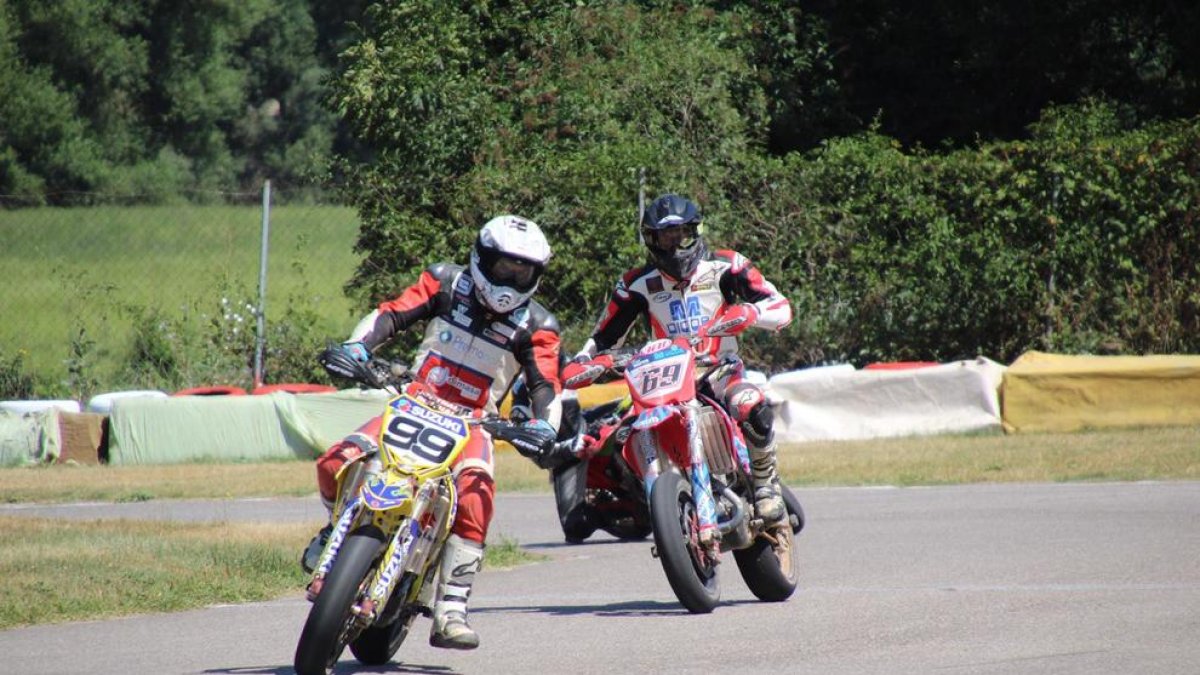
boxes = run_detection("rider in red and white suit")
[575,194,792,521]
[304,215,562,650]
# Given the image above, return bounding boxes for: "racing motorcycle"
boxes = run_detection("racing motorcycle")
[565,338,805,613]
[294,347,551,675]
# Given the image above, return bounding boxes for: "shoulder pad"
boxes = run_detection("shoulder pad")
[427,262,464,281]
[711,249,748,272]
[524,299,562,333]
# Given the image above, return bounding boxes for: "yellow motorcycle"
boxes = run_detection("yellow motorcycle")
[294,347,547,675]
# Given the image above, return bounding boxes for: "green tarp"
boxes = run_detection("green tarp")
[107,389,391,465]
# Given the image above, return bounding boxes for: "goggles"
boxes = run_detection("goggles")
[643,222,699,251]
[487,255,538,289]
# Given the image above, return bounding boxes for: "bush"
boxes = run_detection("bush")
[744,101,1200,368]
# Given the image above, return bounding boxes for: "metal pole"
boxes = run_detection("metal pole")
[636,167,646,242]
[253,180,271,389]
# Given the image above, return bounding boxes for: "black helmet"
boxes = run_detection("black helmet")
[641,194,707,280]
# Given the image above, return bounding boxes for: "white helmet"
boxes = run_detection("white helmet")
[469,215,552,314]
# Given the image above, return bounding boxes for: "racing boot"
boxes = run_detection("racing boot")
[300,493,335,574]
[300,523,333,574]
[430,534,484,650]
[749,440,785,523]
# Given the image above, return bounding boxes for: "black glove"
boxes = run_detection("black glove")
[503,419,557,463]
[534,437,581,471]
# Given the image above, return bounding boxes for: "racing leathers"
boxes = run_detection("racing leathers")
[311,261,562,649]
[577,249,792,521]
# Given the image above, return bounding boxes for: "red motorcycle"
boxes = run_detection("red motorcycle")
[510,363,652,543]
[565,338,804,613]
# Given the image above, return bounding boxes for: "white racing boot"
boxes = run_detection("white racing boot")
[749,441,785,523]
[300,524,332,574]
[300,494,336,574]
[429,534,484,650]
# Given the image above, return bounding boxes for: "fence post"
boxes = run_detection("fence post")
[253,180,272,389]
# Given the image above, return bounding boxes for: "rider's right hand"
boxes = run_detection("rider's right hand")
[342,341,370,363]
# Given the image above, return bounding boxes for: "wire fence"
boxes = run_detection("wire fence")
[0,186,601,401]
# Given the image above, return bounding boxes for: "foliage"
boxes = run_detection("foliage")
[334,0,1200,371]
[0,350,40,399]
[333,2,770,325]
[4,2,1200,386]
[815,0,1200,148]
[110,282,338,395]
[748,101,1200,368]
[0,0,338,203]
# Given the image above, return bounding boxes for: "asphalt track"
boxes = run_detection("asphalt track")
[1,482,1198,674]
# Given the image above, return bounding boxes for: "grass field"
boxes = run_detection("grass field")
[3,426,1197,503]
[0,205,362,388]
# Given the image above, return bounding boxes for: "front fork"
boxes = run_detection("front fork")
[634,406,720,549]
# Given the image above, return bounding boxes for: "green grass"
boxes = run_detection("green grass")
[0,517,314,629]
[486,535,550,569]
[0,516,543,630]
[2,426,1197,505]
[0,205,362,386]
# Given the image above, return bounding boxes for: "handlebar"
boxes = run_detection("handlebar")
[318,342,412,392]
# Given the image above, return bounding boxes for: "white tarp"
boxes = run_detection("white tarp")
[766,358,1006,443]
[0,408,61,465]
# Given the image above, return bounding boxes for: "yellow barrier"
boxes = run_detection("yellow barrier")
[1001,351,1200,433]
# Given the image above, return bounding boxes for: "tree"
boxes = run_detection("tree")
[332,2,775,333]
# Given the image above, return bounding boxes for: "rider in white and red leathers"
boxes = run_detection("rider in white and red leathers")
[575,194,792,521]
[304,215,563,651]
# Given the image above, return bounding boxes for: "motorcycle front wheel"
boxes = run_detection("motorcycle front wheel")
[294,529,384,675]
[650,469,721,613]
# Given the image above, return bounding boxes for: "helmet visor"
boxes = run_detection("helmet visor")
[643,223,699,252]
[487,254,538,290]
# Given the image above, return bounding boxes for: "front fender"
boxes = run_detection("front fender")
[632,404,677,431]
[360,472,416,511]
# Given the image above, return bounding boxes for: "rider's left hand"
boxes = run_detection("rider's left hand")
[562,354,614,389]
[705,304,760,337]
[512,418,557,462]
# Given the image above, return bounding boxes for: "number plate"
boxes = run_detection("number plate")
[381,395,471,468]
[627,345,689,398]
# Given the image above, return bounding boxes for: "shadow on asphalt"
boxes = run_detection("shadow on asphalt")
[205,660,455,674]
[523,538,641,551]
[477,598,759,617]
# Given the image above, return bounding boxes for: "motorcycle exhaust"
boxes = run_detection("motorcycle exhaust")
[715,483,752,550]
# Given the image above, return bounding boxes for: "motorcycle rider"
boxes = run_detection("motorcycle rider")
[573,194,792,523]
[303,215,563,650]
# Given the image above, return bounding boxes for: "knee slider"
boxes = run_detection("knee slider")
[742,401,775,447]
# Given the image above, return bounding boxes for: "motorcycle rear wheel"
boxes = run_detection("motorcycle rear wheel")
[604,520,652,541]
[650,470,721,613]
[781,483,806,535]
[294,530,384,675]
[732,523,799,602]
